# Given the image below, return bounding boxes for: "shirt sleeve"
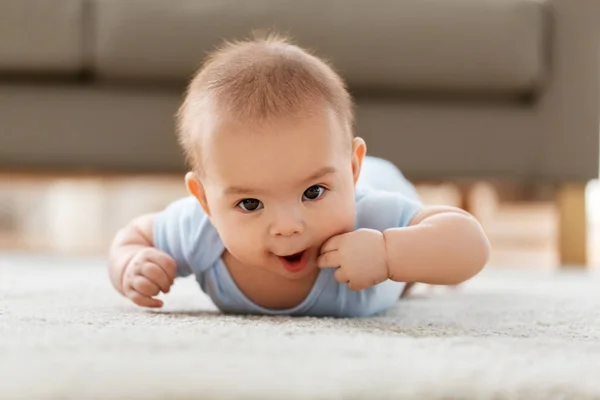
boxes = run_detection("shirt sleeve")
[396,193,422,227]
[153,196,223,277]
[355,190,423,231]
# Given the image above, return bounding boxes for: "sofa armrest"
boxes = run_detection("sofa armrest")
[536,0,600,182]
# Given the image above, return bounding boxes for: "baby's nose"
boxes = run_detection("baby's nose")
[269,211,305,237]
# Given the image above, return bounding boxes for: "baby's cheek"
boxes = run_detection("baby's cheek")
[319,205,355,239]
[221,225,264,263]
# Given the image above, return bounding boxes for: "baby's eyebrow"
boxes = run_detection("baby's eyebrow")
[224,186,260,196]
[224,166,337,196]
[302,166,337,184]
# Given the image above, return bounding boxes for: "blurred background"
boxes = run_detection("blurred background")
[0,0,598,270]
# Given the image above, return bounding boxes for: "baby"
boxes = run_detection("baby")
[108,34,491,318]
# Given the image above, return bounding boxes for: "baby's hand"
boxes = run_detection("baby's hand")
[122,248,176,308]
[317,229,389,291]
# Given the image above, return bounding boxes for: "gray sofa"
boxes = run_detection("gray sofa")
[1,0,598,265]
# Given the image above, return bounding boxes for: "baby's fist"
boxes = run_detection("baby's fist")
[317,229,389,291]
[122,247,176,308]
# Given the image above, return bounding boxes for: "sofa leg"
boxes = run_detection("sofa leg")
[556,183,588,267]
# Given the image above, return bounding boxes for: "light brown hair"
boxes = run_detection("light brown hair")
[176,33,354,172]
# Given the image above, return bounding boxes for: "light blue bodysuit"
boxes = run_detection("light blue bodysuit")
[154,156,422,317]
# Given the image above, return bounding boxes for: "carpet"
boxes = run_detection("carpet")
[1,253,600,400]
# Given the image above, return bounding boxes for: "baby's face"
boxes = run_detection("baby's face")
[191,107,364,281]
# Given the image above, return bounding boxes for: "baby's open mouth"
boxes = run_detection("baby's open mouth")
[282,251,304,262]
[278,250,308,273]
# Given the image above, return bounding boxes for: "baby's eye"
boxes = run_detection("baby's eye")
[302,185,326,201]
[237,198,263,212]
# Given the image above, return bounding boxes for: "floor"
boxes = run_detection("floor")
[2,254,600,399]
[1,173,599,269]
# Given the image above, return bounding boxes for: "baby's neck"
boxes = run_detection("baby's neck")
[222,251,319,310]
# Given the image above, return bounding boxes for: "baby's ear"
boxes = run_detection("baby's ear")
[185,172,211,215]
[351,137,367,185]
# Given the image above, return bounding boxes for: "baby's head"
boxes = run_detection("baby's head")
[177,34,366,281]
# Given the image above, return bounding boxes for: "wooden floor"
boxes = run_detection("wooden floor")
[1,173,598,269]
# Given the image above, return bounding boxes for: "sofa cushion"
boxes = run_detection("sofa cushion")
[91,0,548,94]
[0,0,85,75]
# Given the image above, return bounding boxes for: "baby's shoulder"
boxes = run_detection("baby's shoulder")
[157,195,211,232]
[354,188,423,230]
[153,196,224,275]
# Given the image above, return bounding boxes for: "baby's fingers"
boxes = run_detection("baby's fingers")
[334,268,349,284]
[146,251,177,283]
[130,291,163,308]
[317,250,340,269]
[140,263,172,294]
[131,275,161,297]
[124,282,163,308]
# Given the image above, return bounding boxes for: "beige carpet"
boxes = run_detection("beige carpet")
[1,253,600,400]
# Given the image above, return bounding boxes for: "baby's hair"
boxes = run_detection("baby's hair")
[176,32,354,172]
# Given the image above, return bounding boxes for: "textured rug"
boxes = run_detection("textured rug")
[1,253,600,400]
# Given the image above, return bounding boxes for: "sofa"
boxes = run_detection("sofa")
[1,0,598,265]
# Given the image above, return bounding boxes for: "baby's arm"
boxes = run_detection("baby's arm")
[108,213,176,308]
[384,205,490,285]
